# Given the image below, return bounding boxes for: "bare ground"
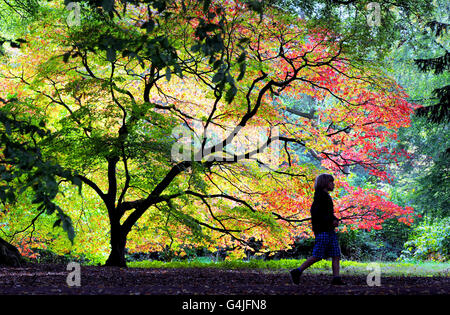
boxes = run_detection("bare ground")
[0,263,448,296]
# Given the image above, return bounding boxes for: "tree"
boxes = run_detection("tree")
[381,0,449,220]
[413,19,449,123]
[275,0,433,60]
[1,0,416,266]
[0,235,23,266]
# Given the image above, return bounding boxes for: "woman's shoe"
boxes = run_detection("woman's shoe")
[290,268,302,285]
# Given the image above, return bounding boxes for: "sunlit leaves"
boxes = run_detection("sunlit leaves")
[0,0,420,262]
[0,108,81,243]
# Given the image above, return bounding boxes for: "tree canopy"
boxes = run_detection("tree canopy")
[0,0,429,266]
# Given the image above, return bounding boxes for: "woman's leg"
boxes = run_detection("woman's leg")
[331,256,340,277]
[291,233,325,284]
[299,256,321,272]
[290,256,321,284]
[331,256,345,285]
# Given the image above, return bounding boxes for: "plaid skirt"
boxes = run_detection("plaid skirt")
[312,231,341,258]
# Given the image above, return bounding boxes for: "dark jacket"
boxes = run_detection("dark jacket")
[310,190,338,236]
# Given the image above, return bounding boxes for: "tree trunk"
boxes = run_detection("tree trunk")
[0,237,23,267]
[104,224,128,267]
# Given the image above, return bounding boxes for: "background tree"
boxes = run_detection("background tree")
[274,0,433,60]
[382,0,449,219]
[360,0,450,260]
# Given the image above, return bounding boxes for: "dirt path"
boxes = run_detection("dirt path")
[0,263,448,295]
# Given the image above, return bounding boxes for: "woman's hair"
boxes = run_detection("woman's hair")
[314,173,334,192]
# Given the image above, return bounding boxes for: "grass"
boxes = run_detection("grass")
[128,258,450,277]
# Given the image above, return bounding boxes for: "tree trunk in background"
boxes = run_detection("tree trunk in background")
[0,237,23,266]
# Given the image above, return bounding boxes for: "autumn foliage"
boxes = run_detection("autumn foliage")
[0,0,417,263]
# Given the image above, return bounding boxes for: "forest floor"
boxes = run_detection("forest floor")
[0,263,448,295]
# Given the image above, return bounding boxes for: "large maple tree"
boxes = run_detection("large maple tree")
[0,0,415,266]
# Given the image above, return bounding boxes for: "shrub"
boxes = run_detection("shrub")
[400,217,450,262]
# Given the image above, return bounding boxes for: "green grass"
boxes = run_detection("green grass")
[128,258,450,277]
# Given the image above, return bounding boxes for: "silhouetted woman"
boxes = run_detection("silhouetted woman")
[290,173,345,285]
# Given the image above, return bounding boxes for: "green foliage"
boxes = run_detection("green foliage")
[0,180,111,264]
[400,217,450,262]
[0,0,40,38]
[1,0,448,266]
[413,17,449,123]
[414,149,450,218]
[378,0,450,259]
[387,26,449,217]
[339,219,411,261]
[0,106,81,243]
[388,117,449,219]
[276,0,434,61]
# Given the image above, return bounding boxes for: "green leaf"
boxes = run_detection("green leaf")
[53,218,62,228]
[63,52,70,63]
[106,47,116,62]
[225,84,237,104]
[237,62,246,81]
[59,211,75,244]
[212,70,224,83]
[191,44,201,53]
[72,175,83,195]
[102,0,115,12]
[237,52,246,63]
[45,202,56,215]
[213,59,222,70]
[165,67,171,81]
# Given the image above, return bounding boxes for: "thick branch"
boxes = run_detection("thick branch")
[75,174,106,200]
[121,160,192,233]
[106,156,119,208]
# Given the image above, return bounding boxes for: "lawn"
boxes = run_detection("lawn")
[128,258,450,277]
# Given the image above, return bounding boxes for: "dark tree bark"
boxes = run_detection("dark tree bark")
[104,224,128,267]
[0,237,23,267]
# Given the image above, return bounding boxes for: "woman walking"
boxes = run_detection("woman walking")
[290,173,345,285]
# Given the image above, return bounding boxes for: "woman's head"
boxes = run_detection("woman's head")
[314,173,335,192]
